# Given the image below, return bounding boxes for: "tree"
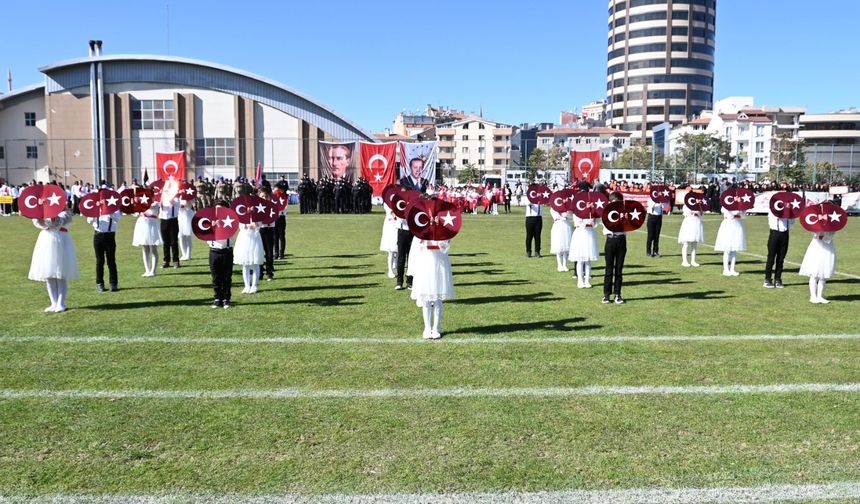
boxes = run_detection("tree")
[458,163,480,185]
[546,144,568,169]
[614,142,653,169]
[526,148,547,183]
[671,133,731,181]
[770,133,807,184]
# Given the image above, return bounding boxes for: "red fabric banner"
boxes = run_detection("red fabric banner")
[360,142,398,196]
[571,150,600,183]
[156,151,186,182]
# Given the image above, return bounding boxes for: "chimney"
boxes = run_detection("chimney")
[88,40,96,57]
[95,40,103,56]
[6,69,11,92]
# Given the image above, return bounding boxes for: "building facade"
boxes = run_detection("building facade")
[436,117,517,175]
[800,111,860,178]
[535,127,632,164]
[606,0,717,140]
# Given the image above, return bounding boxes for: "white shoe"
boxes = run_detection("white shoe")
[422,329,433,340]
[731,271,740,276]
[387,271,395,278]
[722,270,733,277]
[562,265,569,272]
[44,306,56,313]
[430,330,442,339]
[250,285,258,294]
[810,296,820,304]
[180,256,190,261]
[242,286,249,294]
[54,306,66,313]
[682,262,691,267]
[577,279,584,289]
[818,297,830,304]
[691,261,700,267]
[584,280,592,289]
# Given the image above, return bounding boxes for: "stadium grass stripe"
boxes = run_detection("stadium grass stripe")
[2,481,860,502]
[3,383,860,400]
[3,333,860,345]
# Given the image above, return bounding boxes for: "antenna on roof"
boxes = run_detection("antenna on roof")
[6,68,11,92]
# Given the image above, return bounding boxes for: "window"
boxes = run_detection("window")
[755,142,765,153]
[756,125,766,137]
[478,147,485,154]
[26,145,38,159]
[478,135,485,141]
[0,146,4,159]
[755,158,763,169]
[478,123,485,129]
[724,127,731,137]
[24,112,36,126]
[462,123,470,129]
[478,159,485,165]
[462,147,469,154]
[194,138,235,166]
[462,135,469,141]
[132,99,175,130]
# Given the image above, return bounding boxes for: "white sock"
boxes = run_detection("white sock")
[56,279,67,309]
[682,243,689,263]
[242,265,251,289]
[730,252,737,272]
[46,278,59,309]
[556,253,564,269]
[809,277,818,299]
[723,252,730,272]
[142,249,151,274]
[817,278,827,300]
[691,244,698,263]
[584,262,592,281]
[422,303,433,332]
[388,252,396,273]
[433,301,443,333]
[180,235,191,259]
[253,266,260,288]
[576,261,584,282]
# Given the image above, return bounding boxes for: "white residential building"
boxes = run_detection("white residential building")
[435,116,517,174]
[535,127,632,163]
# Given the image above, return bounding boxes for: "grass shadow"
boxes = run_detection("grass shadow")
[294,254,374,259]
[276,283,378,292]
[456,279,531,288]
[629,290,730,301]
[446,317,602,335]
[454,269,508,276]
[240,296,364,307]
[623,278,694,288]
[451,292,563,305]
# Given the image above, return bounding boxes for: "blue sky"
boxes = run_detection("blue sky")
[1,0,857,133]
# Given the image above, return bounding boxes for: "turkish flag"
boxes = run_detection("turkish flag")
[120,187,155,214]
[192,206,240,241]
[684,191,708,213]
[406,197,462,241]
[571,191,609,218]
[526,184,552,205]
[360,142,398,196]
[799,202,847,233]
[571,150,601,184]
[602,200,646,232]
[156,151,186,182]
[78,189,121,217]
[272,189,289,213]
[231,195,270,225]
[18,184,68,219]
[178,181,197,201]
[769,191,804,219]
[383,184,421,219]
[649,185,671,204]
[550,189,575,213]
[720,188,755,212]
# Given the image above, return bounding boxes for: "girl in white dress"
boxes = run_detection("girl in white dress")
[29,210,79,312]
[678,204,705,267]
[177,195,194,261]
[799,232,836,303]
[379,203,399,278]
[549,209,572,272]
[570,214,599,288]
[234,221,264,293]
[714,206,746,276]
[410,239,454,339]
[132,202,162,277]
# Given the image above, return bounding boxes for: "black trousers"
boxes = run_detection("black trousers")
[765,229,790,281]
[160,218,180,263]
[604,235,627,297]
[93,232,118,286]
[525,216,543,255]
[396,228,414,286]
[209,248,233,302]
[504,200,511,213]
[646,214,663,255]
[259,226,275,277]
[274,215,287,257]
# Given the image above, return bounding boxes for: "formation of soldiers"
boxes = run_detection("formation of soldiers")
[297,175,373,214]
[192,176,290,210]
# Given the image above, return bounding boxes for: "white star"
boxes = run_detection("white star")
[46,193,62,206]
[661,190,670,197]
[105,195,119,206]
[828,211,841,223]
[790,199,801,209]
[595,199,605,209]
[220,215,235,228]
[374,174,383,182]
[628,208,642,221]
[140,195,150,204]
[167,175,176,181]
[741,194,752,203]
[184,188,195,195]
[254,203,266,214]
[542,191,551,199]
[440,211,456,227]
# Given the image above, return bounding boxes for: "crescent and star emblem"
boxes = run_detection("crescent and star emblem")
[414,212,429,227]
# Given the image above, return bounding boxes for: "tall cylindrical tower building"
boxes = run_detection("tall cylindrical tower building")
[606,0,716,140]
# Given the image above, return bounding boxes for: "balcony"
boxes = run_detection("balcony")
[439,151,455,160]
[493,152,511,160]
[437,128,455,136]
[493,128,513,136]
[493,140,509,148]
[439,141,455,148]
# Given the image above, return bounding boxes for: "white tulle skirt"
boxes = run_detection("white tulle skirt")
[178,207,194,236]
[410,250,454,306]
[798,238,836,279]
[678,215,705,244]
[569,226,599,261]
[233,227,264,265]
[132,216,163,246]
[379,219,399,253]
[406,236,421,277]
[714,218,746,252]
[550,220,572,254]
[28,229,79,281]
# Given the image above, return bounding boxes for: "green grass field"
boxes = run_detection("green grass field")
[0,206,859,501]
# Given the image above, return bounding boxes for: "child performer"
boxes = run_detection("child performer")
[379,202,399,278]
[410,238,454,340]
[799,231,836,304]
[177,190,194,261]
[570,212,599,288]
[273,189,287,260]
[602,192,626,304]
[257,187,276,281]
[678,202,704,267]
[714,205,746,276]
[234,217,264,294]
[208,200,234,309]
[132,201,162,277]
[549,207,572,272]
[29,209,79,312]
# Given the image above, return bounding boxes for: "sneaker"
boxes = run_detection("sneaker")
[223,301,232,309]
[406,284,412,290]
[97,284,106,292]
[730,271,740,277]
[722,270,733,277]
[387,271,395,278]
[602,296,611,304]
[653,253,661,258]
[422,329,433,340]
[584,280,592,289]
[614,296,626,304]
[211,299,222,308]
[109,284,119,292]
[763,280,774,288]
[162,261,170,268]
[266,275,273,282]
[691,261,700,267]
[526,252,532,258]
[395,284,404,290]
[430,330,442,340]
[535,253,542,258]
[818,297,830,304]
[577,279,585,289]
[682,262,691,268]
[173,261,181,269]
[775,280,784,289]
[810,296,820,304]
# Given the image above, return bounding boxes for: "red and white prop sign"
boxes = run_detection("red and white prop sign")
[769,191,805,220]
[178,181,197,201]
[120,187,155,214]
[272,190,289,213]
[156,151,186,182]
[571,150,600,184]
[192,206,240,241]
[231,195,277,225]
[382,184,421,219]
[406,197,462,241]
[798,202,847,233]
[684,192,709,213]
[550,189,575,213]
[720,187,755,212]
[571,191,609,219]
[18,184,67,219]
[78,189,121,217]
[527,184,551,205]
[602,200,646,233]
[650,185,671,204]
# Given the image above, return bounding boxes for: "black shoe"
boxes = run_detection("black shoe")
[395,284,404,290]
[266,275,274,282]
[775,280,784,289]
[211,299,222,308]
[222,301,232,309]
[602,296,611,304]
[109,284,119,292]
[97,284,105,292]
[763,279,774,289]
[162,261,170,268]
[615,296,626,304]
[406,284,413,290]
[535,253,542,258]
[653,253,661,258]
[526,252,532,258]
[173,261,181,269]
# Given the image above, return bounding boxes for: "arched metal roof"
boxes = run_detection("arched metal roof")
[39,54,377,142]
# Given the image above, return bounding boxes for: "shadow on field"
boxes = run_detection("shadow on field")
[826,294,860,302]
[295,254,374,259]
[298,272,376,279]
[621,270,674,277]
[456,279,531,288]
[623,278,693,288]
[446,317,601,335]
[451,261,501,268]
[79,298,211,310]
[629,289,730,301]
[452,291,563,305]
[288,264,374,270]
[450,253,488,257]
[243,296,364,307]
[826,277,860,285]
[454,268,507,276]
[277,283,377,292]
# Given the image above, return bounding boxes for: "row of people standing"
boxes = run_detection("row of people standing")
[297,176,373,214]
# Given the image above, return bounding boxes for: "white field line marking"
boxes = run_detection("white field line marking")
[4,481,860,503]
[2,383,860,400]
[3,334,860,345]
[643,228,860,280]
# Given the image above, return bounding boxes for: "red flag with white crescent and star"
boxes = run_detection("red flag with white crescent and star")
[192,206,240,241]
[360,142,397,196]
[798,202,847,233]
[406,197,462,241]
[156,151,186,182]
[571,150,601,184]
[18,184,68,219]
[602,200,646,233]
